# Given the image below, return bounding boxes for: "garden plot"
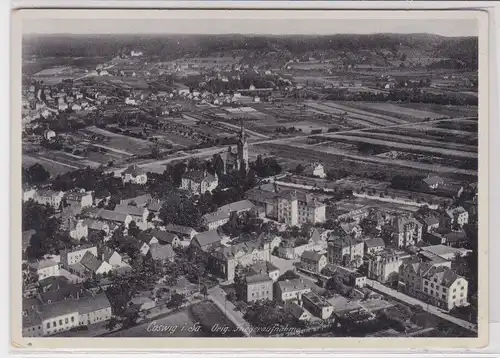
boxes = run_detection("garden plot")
[317,101,406,125]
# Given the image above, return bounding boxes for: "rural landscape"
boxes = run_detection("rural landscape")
[21,30,479,339]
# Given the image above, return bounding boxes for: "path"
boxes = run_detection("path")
[366,279,477,333]
[207,286,253,337]
[216,121,270,139]
[109,116,477,174]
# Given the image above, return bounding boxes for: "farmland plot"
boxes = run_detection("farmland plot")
[84,126,153,155]
[346,131,477,153]
[304,102,377,128]
[315,134,477,159]
[318,101,407,125]
[349,102,446,120]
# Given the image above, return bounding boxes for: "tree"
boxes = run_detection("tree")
[294,164,305,175]
[167,293,186,310]
[212,154,225,177]
[200,284,208,298]
[105,317,120,331]
[23,163,50,185]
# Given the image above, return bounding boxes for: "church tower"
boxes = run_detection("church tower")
[237,122,249,173]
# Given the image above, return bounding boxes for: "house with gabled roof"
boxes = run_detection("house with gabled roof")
[149,229,180,247]
[121,165,148,185]
[148,243,175,263]
[191,230,223,252]
[180,170,218,195]
[114,204,149,230]
[300,251,327,273]
[78,251,113,276]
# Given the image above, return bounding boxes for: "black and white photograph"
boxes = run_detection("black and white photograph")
[12,8,488,349]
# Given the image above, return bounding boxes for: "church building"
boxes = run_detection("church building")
[220,124,249,174]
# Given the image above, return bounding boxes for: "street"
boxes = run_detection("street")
[207,286,253,337]
[366,279,478,333]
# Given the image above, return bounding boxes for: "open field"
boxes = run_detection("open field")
[344,131,477,153]
[312,134,477,159]
[347,102,447,121]
[318,101,408,125]
[84,126,152,155]
[258,143,477,178]
[23,154,74,176]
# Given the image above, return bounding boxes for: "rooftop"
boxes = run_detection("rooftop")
[246,273,272,284]
[114,204,147,217]
[278,278,309,292]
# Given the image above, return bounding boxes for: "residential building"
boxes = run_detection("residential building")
[148,243,175,263]
[202,199,255,230]
[34,189,65,209]
[327,237,364,268]
[302,291,334,319]
[89,209,133,228]
[286,302,312,321]
[364,237,386,255]
[367,250,403,284]
[446,207,469,227]
[23,187,36,202]
[420,245,472,261]
[165,224,197,241]
[277,238,314,260]
[275,278,311,302]
[339,222,363,239]
[100,246,123,267]
[249,261,280,282]
[180,170,218,195]
[137,232,159,246]
[114,204,149,230]
[277,189,326,226]
[65,190,93,208]
[60,245,98,267]
[245,186,279,220]
[34,292,112,336]
[399,260,469,311]
[337,208,370,224]
[303,162,326,178]
[22,309,43,337]
[119,194,153,207]
[420,216,440,233]
[335,265,367,288]
[121,165,148,185]
[239,274,273,303]
[66,219,88,241]
[191,230,223,252]
[300,251,327,273]
[149,229,181,247]
[29,259,60,280]
[76,251,113,276]
[210,239,271,281]
[127,238,150,256]
[383,215,423,248]
[422,175,445,190]
[82,219,110,236]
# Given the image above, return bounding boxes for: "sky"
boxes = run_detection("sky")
[22,16,479,37]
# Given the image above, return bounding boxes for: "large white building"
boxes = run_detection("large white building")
[399,260,469,311]
[277,189,326,227]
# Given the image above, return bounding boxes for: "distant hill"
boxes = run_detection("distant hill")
[22,33,478,70]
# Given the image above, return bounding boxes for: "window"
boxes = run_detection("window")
[65,318,69,324]
[461,286,465,290]
[453,295,456,299]
[430,283,434,288]
[47,323,50,329]
[53,321,57,327]
[430,290,434,295]
[453,288,456,292]
[424,281,428,286]
[442,294,446,299]
[461,293,464,298]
